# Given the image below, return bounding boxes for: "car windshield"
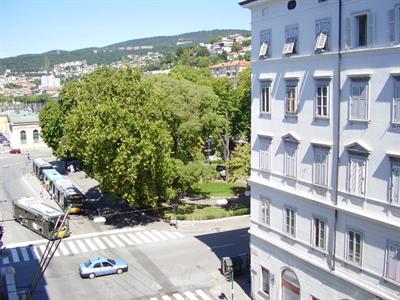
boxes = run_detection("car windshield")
[107,259,116,265]
[84,261,91,268]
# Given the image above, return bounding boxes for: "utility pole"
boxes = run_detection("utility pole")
[230,268,234,300]
[25,205,71,300]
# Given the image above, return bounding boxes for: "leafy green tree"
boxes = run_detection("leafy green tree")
[232,67,251,141]
[39,100,65,153]
[231,42,243,53]
[227,142,250,182]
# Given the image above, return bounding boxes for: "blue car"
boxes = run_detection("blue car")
[79,257,128,279]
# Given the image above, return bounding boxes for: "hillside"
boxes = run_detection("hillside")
[0,29,249,73]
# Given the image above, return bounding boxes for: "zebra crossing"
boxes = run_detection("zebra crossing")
[150,289,214,300]
[0,229,184,266]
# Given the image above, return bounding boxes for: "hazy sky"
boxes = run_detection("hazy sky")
[0,0,251,58]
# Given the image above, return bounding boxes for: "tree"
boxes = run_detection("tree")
[231,42,243,53]
[227,142,250,182]
[232,67,251,142]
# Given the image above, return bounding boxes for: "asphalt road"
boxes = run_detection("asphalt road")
[0,149,250,300]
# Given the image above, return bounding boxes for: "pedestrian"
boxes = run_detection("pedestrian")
[27,152,31,161]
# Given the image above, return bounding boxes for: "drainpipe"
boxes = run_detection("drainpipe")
[332,0,342,272]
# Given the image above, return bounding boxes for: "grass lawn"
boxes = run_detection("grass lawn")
[165,204,249,221]
[196,181,246,197]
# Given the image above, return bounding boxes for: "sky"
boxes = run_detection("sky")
[0,0,251,58]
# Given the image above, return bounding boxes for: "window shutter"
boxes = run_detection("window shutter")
[350,160,357,193]
[395,83,400,123]
[346,17,352,48]
[392,166,400,204]
[367,12,375,45]
[389,9,396,43]
[351,96,359,120]
[387,244,398,280]
[358,160,366,195]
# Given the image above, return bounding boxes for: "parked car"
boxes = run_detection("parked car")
[9,148,21,154]
[79,257,128,279]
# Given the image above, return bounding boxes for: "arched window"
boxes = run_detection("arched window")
[33,129,39,143]
[281,268,300,300]
[20,130,27,144]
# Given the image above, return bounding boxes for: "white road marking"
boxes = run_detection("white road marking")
[75,240,89,252]
[127,233,143,244]
[151,230,168,241]
[195,290,212,300]
[20,247,30,261]
[30,246,40,259]
[118,234,134,246]
[162,296,172,300]
[161,231,177,239]
[10,248,20,263]
[210,243,234,250]
[172,293,185,300]
[52,249,60,257]
[101,236,116,248]
[58,243,70,255]
[150,298,158,300]
[142,231,160,242]
[184,291,198,300]
[66,241,79,254]
[85,239,98,251]
[109,235,125,247]
[93,237,107,249]
[172,232,184,238]
[2,256,9,264]
[135,232,151,243]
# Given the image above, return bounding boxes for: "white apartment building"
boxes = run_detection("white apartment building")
[240,0,400,299]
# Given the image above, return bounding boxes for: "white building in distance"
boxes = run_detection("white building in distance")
[240,0,400,299]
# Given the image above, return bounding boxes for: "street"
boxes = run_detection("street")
[0,149,250,300]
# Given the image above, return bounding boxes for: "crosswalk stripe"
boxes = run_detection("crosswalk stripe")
[109,235,125,247]
[127,233,143,244]
[143,231,160,242]
[184,291,198,300]
[118,234,134,246]
[101,236,116,248]
[20,247,30,261]
[10,248,20,263]
[75,240,89,252]
[162,296,172,300]
[152,230,168,241]
[172,232,184,238]
[52,249,60,257]
[85,239,98,251]
[66,241,79,254]
[59,243,70,255]
[172,293,185,300]
[39,245,47,257]
[93,237,107,249]
[195,290,212,300]
[30,246,40,260]
[161,231,177,239]
[2,256,9,264]
[150,298,158,300]
[135,232,152,243]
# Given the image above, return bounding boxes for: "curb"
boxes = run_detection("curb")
[175,214,250,224]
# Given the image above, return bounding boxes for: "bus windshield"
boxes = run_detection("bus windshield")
[66,194,84,205]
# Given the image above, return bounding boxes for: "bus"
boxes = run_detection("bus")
[42,169,63,195]
[52,179,85,214]
[32,158,53,181]
[12,197,70,240]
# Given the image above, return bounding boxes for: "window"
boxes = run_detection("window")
[259,136,271,172]
[386,241,400,282]
[283,25,298,54]
[348,156,366,196]
[393,79,400,124]
[93,263,102,268]
[315,19,330,51]
[284,143,297,178]
[356,14,368,46]
[33,129,39,143]
[261,267,270,295]
[315,80,329,118]
[391,163,400,205]
[284,207,296,237]
[313,147,329,186]
[350,80,369,121]
[260,197,270,226]
[260,81,271,114]
[20,130,27,144]
[388,5,400,43]
[281,269,300,300]
[259,29,271,58]
[285,81,298,115]
[347,230,362,265]
[346,11,374,48]
[313,218,326,250]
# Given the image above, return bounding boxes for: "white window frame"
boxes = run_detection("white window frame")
[259,136,271,172]
[315,18,330,51]
[393,79,400,125]
[260,266,270,296]
[349,79,369,122]
[284,207,296,237]
[391,162,400,206]
[260,197,270,226]
[315,79,330,118]
[284,142,297,179]
[313,217,327,251]
[313,147,329,187]
[348,155,367,197]
[388,5,400,44]
[386,241,400,282]
[347,229,363,266]
[260,80,271,114]
[283,24,298,55]
[285,81,298,116]
[259,29,271,59]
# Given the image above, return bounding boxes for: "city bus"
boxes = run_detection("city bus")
[32,158,53,181]
[52,179,85,214]
[42,169,63,195]
[12,197,70,240]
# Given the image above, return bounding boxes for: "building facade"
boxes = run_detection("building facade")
[240,0,400,299]
[209,60,251,78]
